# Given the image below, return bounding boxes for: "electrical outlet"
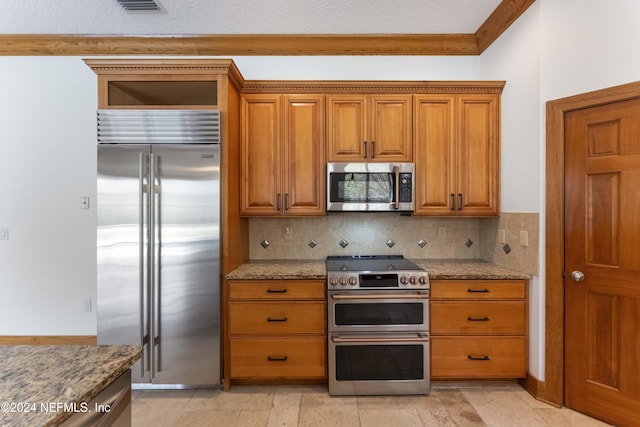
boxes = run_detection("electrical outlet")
[520,231,529,247]
[80,196,90,209]
[498,229,506,244]
[0,227,8,240]
[82,299,92,312]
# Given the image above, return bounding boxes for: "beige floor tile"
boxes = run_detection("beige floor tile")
[131,399,186,427]
[300,391,357,408]
[417,406,458,426]
[534,407,613,426]
[433,389,486,426]
[186,388,274,411]
[173,409,271,427]
[355,394,442,410]
[358,408,424,427]
[463,389,549,426]
[298,406,360,427]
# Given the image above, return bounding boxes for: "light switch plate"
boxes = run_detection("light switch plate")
[0,227,8,240]
[520,231,529,247]
[498,229,506,244]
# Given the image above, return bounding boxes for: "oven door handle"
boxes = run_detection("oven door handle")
[330,293,429,300]
[331,334,429,343]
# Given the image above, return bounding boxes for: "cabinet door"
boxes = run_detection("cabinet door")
[327,95,368,161]
[282,95,325,215]
[456,95,500,216]
[413,95,456,215]
[369,95,413,162]
[241,95,281,215]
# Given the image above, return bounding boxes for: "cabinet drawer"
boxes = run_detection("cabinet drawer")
[431,301,526,335]
[229,302,326,335]
[229,280,325,300]
[431,336,526,378]
[230,337,326,378]
[430,280,526,300]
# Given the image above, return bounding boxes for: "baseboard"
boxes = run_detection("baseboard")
[0,336,97,345]
[519,373,562,408]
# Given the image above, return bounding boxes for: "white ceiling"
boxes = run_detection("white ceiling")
[0,0,503,35]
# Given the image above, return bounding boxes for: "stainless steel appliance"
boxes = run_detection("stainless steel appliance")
[97,110,221,388]
[327,162,415,212]
[326,255,430,395]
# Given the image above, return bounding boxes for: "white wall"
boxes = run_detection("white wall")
[0,57,98,334]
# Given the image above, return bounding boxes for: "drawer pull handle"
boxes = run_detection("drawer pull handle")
[467,316,490,322]
[267,356,288,362]
[267,317,288,322]
[467,288,490,293]
[266,289,287,293]
[468,355,490,361]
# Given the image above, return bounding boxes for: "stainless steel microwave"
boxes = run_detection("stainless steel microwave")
[327,162,415,212]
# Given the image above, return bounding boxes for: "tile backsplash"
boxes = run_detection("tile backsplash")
[249,213,481,260]
[248,212,540,277]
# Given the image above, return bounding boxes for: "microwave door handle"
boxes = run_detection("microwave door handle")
[393,165,400,210]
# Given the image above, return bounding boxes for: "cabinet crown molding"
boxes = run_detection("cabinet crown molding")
[242,80,505,94]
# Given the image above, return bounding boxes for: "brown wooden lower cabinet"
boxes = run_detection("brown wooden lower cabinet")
[230,337,326,378]
[430,279,528,379]
[226,279,327,387]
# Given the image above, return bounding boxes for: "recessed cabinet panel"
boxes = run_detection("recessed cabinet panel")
[241,94,325,216]
[108,80,218,106]
[414,94,500,216]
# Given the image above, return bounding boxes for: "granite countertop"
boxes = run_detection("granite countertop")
[0,345,141,427]
[226,259,530,281]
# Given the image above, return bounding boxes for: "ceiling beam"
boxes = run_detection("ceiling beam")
[0,1,536,56]
[475,0,537,53]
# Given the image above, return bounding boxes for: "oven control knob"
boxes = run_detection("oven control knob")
[400,276,409,285]
[329,277,339,286]
[339,277,348,286]
[409,276,418,285]
[348,277,358,286]
[419,276,428,285]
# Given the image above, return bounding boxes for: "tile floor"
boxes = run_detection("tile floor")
[131,381,612,426]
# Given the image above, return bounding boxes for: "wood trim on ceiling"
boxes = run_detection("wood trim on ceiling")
[0,0,536,56]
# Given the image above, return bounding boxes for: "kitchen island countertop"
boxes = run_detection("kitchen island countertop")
[0,344,141,426]
[226,259,530,281]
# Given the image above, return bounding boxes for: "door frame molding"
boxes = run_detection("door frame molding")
[544,80,640,406]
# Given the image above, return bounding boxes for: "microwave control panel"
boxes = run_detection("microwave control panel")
[399,173,413,202]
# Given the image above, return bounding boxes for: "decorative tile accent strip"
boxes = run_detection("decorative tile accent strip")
[386,239,396,248]
[260,239,270,249]
[339,239,349,248]
[308,240,318,248]
[503,243,512,254]
[418,239,427,248]
[465,238,474,248]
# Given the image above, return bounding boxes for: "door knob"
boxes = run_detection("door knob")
[570,271,585,282]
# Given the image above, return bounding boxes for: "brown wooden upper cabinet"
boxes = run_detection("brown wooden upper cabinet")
[414,94,500,216]
[327,95,412,162]
[241,94,325,216]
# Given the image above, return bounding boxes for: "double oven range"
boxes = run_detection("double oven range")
[326,255,430,395]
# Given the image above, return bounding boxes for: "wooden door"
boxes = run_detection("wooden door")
[413,95,456,215]
[564,98,640,426]
[327,95,367,161]
[456,95,500,216]
[369,95,413,162]
[240,95,281,215]
[282,95,325,215]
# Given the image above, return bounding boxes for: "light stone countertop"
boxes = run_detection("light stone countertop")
[226,259,530,281]
[0,345,141,427]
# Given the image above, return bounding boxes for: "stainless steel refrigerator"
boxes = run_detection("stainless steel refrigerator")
[97,110,221,387]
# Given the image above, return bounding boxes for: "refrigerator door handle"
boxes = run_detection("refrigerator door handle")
[149,152,157,379]
[138,153,146,378]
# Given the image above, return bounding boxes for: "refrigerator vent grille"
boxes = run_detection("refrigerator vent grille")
[97,110,221,144]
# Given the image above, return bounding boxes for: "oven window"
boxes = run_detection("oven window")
[335,344,424,380]
[330,172,394,203]
[334,303,423,326]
